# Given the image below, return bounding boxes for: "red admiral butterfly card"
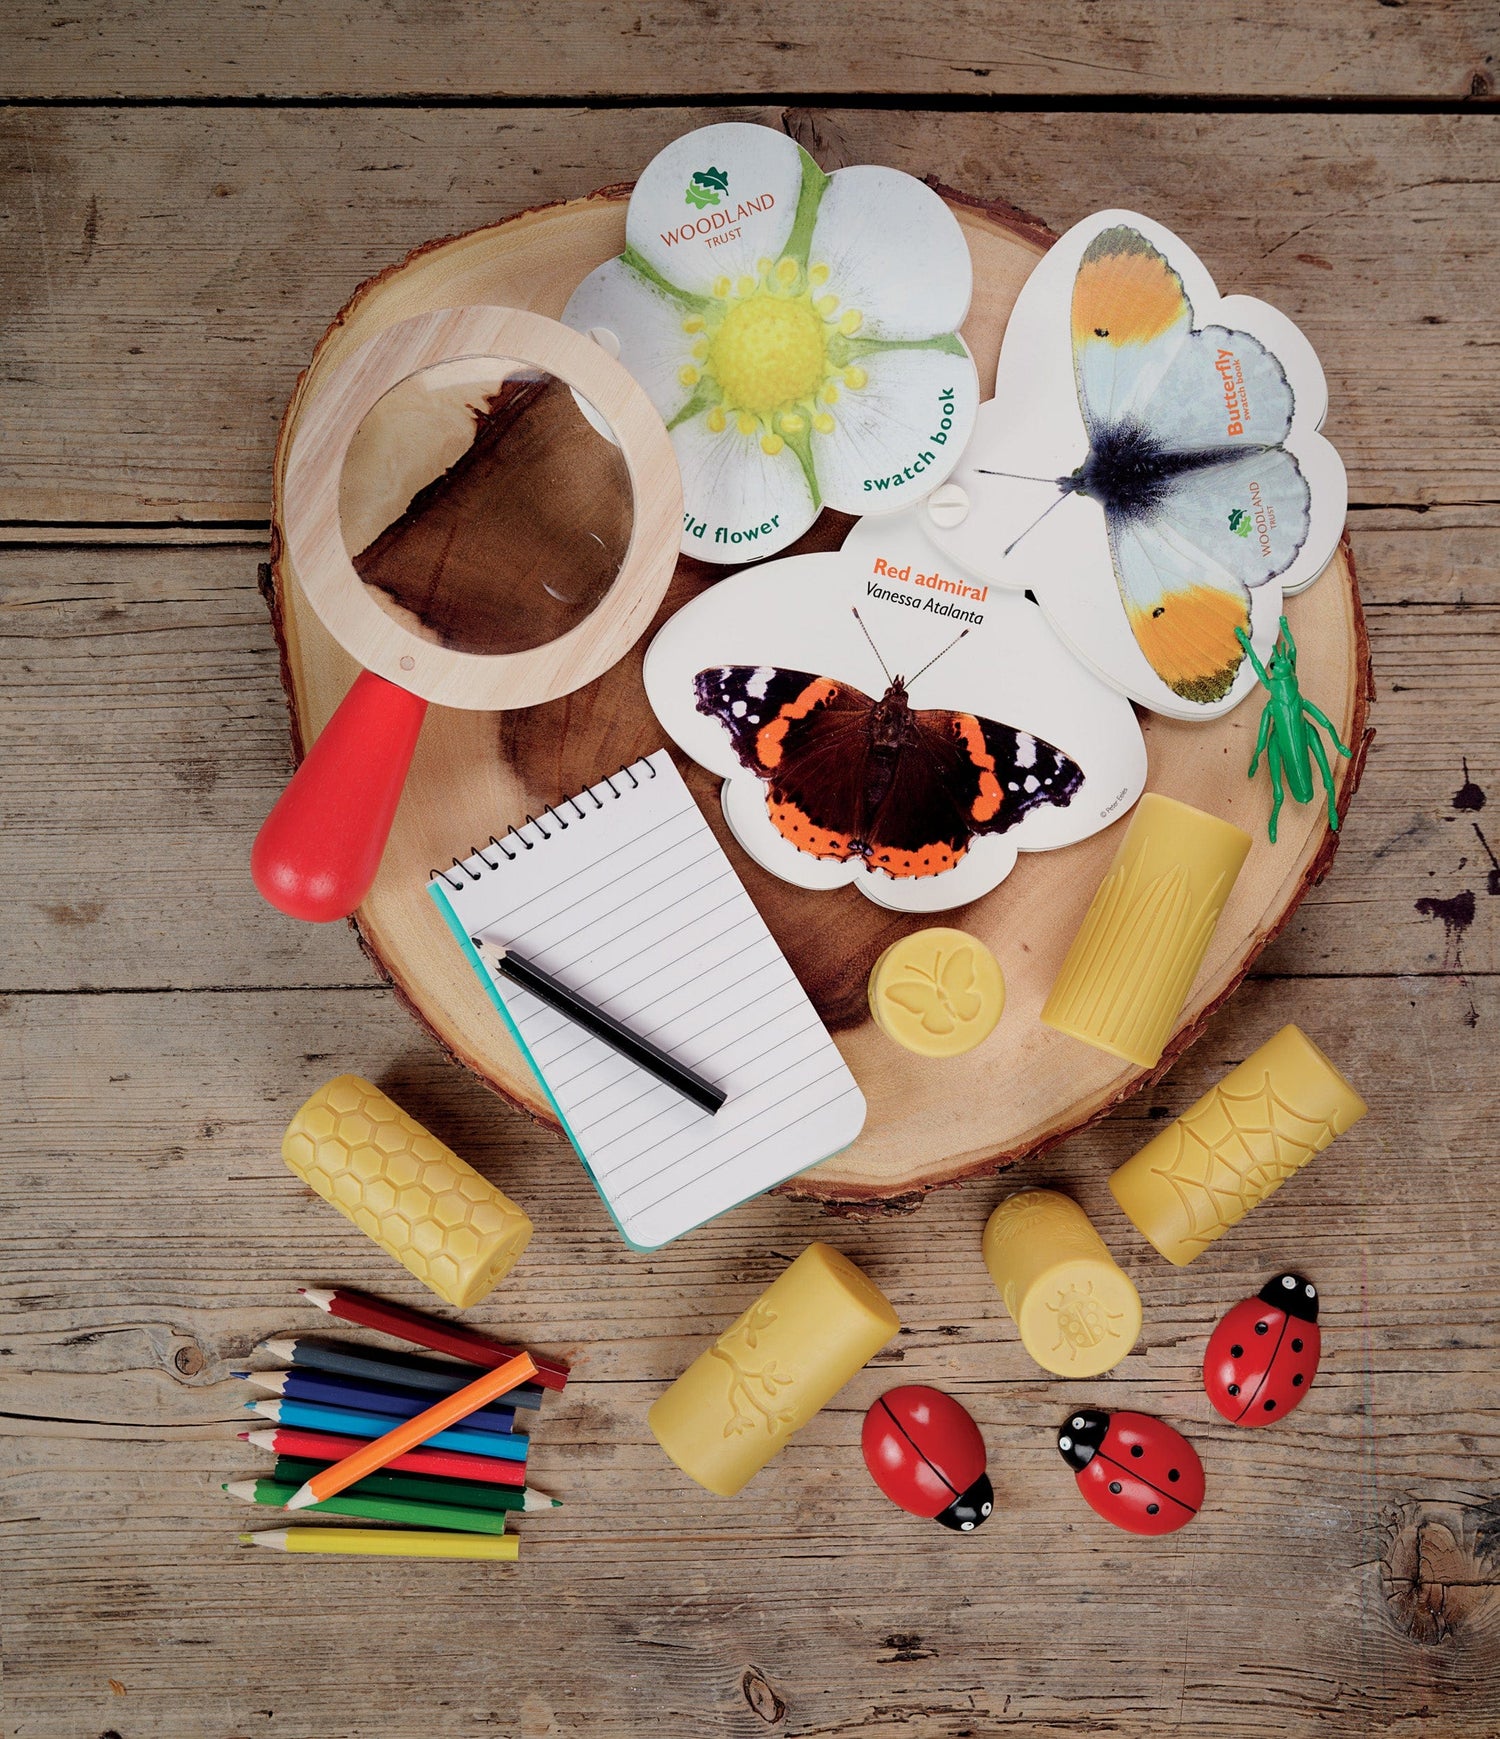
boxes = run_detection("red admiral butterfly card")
[644,510,1146,912]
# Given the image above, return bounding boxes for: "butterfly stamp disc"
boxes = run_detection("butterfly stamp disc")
[643,509,1146,912]
[922,209,1348,722]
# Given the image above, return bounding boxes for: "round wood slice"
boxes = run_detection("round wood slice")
[267,183,1372,1208]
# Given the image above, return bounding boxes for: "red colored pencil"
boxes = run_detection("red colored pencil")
[241,1426,526,1487]
[297,1286,569,1391]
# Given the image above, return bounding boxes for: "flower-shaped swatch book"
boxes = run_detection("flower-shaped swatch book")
[564,122,980,562]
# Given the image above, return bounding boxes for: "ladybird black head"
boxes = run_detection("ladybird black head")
[938,1472,994,1533]
[1259,1272,1319,1323]
[1057,1408,1108,1471]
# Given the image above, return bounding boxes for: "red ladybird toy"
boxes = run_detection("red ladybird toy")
[862,1385,993,1532]
[1056,1408,1203,1536]
[1204,1271,1321,1427]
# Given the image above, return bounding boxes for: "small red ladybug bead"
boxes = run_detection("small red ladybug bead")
[862,1385,993,1532]
[1204,1272,1321,1427]
[1057,1408,1203,1536]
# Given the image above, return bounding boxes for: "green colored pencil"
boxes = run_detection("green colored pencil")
[224,1477,511,1536]
[269,1456,560,1514]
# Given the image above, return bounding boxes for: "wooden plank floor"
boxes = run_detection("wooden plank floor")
[3,9,1498,1735]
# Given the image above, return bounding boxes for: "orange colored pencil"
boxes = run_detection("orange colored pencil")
[286,1351,536,1511]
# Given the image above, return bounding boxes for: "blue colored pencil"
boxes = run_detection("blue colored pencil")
[247,1397,528,1461]
[241,1369,518,1435]
[259,1337,544,1410]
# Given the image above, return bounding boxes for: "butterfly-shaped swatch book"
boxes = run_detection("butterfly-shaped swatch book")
[923,209,1347,721]
[644,510,1146,913]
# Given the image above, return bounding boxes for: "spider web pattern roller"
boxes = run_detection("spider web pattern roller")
[1109,1025,1367,1265]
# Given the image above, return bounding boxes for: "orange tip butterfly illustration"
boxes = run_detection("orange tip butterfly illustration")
[924,210,1347,722]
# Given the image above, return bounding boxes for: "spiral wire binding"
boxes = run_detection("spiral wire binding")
[430,756,659,889]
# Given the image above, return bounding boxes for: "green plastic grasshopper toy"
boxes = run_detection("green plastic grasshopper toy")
[1234,615,1352,844]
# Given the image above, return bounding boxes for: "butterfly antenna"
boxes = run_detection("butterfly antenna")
[851,608,894,686]
[975,467,1062,485]
[908,628,970,688]
[1003,490,1069,558]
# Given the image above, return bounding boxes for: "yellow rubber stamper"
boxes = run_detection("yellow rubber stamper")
[982,1189,1142,1377]
[649,1242,900,1497]
[1110,1025,1367,1265]
[1042,793,1252,1068]
[282,1075,533,1308]
[867,927,1005,1057]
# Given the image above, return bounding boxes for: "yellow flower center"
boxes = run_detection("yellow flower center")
[708,294,826,419]
[680,258,866,455]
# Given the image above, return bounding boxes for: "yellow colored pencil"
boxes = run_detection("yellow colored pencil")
[287,1350,536,1511]
[238,1528,518,1560]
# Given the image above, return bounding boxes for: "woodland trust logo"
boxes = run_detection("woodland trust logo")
[1227,507,1253,539]
[684,166,730,209]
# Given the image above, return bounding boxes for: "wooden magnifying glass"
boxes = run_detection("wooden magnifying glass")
[252,305,682,922]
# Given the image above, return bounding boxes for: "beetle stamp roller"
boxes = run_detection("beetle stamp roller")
[982,1189,1141,1378]
[1204,1273,1321,1426]
[862,1386,993,1532]
[1057,1408,1203,1536]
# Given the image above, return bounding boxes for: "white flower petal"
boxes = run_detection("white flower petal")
[813,342,980,515]
[626,122,804,297]
[562,257,698,423]
[672,412,818,562]
[808,167,972,338]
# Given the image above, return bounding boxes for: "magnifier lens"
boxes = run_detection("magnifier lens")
[338,358,635,658]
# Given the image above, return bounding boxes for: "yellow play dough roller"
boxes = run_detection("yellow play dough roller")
[867,926,1005,1057]
[1042,793,1252,1068]
[282,1075,533,1308]
[649,1242,900,1496]
[1110,1024,1367,1265]
[982,1189,1141,1377]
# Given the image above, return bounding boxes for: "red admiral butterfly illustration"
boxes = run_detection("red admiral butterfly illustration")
[694,615,1084,880]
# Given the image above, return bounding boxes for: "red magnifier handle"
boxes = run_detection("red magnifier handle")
[252,669,429,922]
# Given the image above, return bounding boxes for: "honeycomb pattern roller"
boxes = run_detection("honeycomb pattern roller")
[282,1075,533,1309]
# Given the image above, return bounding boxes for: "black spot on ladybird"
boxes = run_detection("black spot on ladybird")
[1130,1444,1144,1457]
[1230,1344,1243,1357]
[1146,1503,1160,1515]
[1292,1373,1304,1387]
[1109,1481,1123,1494]
[1228,1383,1240,1396]
[1263,1399,1276,1411]
[1291,1338,1303,1352]
[1255,1321,1269,1335]
[1168,1468,1180,1482]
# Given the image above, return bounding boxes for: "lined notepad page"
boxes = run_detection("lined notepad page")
[430,752,866,1250]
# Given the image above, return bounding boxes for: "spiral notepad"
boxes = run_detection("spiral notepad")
[429,751,866,1250]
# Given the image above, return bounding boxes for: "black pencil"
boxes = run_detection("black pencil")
[474,939,727,1116]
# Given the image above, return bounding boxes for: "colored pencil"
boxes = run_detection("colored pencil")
[248,1398,529,1461]
[286,1350,536,1510]
[268,1456,560,1513]
[238,1527,519,1561]
[259,1337,544,1409]
[296,1286,569,1390]
[241,1427,526,1487]
[225,1478,511,1535]
[242,1369,519,1435]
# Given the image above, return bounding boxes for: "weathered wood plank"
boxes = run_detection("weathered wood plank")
[1,536,1494,995]
[5,0,1497,101]
[1,107,1497,523]
[3,972,1497,1737]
